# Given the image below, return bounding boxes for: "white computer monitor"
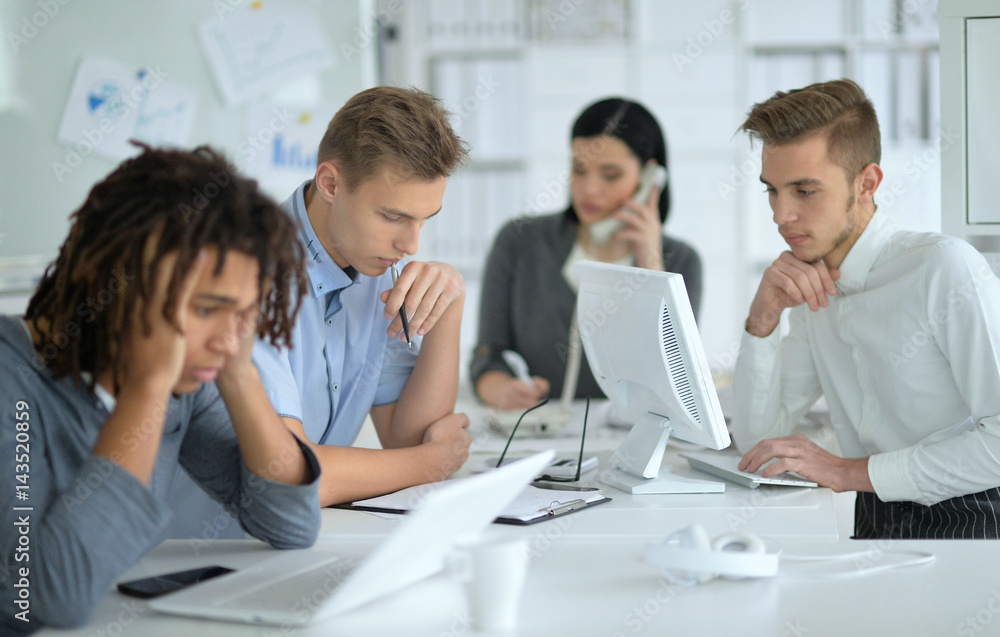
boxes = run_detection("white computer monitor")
[574,261,731,494]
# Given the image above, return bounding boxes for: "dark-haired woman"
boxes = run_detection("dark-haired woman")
[0,145,320,633]
[471,98,703,410]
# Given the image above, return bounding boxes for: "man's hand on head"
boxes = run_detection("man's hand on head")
[120,250,206,395]
[745,251,840,338]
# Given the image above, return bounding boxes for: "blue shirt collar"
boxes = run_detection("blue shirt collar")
[289,180,355,299]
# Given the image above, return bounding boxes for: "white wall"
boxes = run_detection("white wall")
[383,0,941,384]
[0,0,371,264]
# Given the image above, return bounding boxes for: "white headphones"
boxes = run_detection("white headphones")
[644,524,779,586]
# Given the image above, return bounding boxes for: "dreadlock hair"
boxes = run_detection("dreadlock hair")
[25,143,307,388]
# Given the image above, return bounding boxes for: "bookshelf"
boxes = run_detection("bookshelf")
[376,0,942,375]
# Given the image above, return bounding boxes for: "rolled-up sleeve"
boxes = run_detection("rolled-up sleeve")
[252,339,304,423]
[179,387,320,549]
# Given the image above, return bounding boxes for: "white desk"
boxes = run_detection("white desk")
[319,449,840,542]
[37,538,1000,637]
[439,397,841,541]
[31,399,874,636]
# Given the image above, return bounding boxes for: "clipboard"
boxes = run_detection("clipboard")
[332,484,611,526]
[492,494,612,526]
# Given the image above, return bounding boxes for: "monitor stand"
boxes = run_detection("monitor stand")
[599,413,725,494]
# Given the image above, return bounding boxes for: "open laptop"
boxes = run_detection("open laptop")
[681,451,818,489]
[148,450,556,627]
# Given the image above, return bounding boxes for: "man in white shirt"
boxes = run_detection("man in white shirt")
[731,78,1000,539]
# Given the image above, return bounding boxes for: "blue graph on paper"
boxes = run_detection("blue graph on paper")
[84,70,192,147]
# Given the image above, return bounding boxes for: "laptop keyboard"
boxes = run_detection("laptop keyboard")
[216,558,362,611]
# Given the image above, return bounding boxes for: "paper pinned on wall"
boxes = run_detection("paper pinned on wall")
[56,55,199,161]
[238,101,332,198]
[197,1,335,107]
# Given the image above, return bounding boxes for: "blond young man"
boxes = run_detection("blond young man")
[731,79,1000,539]
[253,87,472,505]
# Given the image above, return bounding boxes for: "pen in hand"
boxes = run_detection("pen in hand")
[502,350,535,388]
[390,264,412,349]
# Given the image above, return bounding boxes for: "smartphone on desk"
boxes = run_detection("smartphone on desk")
[589,162,668,245]
[117,565,235,599]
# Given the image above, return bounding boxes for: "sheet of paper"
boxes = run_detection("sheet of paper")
[57,56,198,161]
[198,0,335,106]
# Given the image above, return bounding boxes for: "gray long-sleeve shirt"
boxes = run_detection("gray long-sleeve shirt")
[471,212,703,400]
[0,315,321,634]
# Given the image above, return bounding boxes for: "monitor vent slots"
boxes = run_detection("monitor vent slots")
[661,305,699,424]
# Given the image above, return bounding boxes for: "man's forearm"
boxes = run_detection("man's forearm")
[837,457,873,493]
[217,366,311,486]
[383,299,463,448]
[308,442,450,505]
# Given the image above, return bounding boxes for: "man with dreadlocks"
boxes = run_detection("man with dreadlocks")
[0,145,321,633]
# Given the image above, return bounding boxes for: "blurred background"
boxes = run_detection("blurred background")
[0,0,946,386]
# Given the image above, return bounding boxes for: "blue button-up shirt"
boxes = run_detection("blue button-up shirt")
[253,181,420,445]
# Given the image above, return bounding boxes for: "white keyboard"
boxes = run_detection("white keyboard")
[217,558,361,611]
[681,452,818,489]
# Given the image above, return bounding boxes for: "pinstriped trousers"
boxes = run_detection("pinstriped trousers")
[854,488,1000,539]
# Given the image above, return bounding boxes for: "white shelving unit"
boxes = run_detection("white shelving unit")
[940,0,1000,251]
[376,0,941,377]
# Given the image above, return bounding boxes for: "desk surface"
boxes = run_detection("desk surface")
[37,538,1000,637]
[34,399,860,635]
[389,397,840,541]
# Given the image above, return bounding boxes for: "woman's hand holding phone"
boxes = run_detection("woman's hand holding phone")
[588,163,667,270]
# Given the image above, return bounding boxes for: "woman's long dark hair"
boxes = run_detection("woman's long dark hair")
[565,97,671,223]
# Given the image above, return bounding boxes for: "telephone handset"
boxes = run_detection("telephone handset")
[588,163,668,246]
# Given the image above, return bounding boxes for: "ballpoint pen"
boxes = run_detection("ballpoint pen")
[389,264,412,348]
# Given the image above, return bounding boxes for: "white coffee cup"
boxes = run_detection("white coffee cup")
[449,537,530,632]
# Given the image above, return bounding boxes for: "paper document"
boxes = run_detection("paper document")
[343,482,610,525]
[57,56,198,161]
[197,0,335,106]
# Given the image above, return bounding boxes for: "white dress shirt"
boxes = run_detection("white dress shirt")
[732,210,1000,506]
